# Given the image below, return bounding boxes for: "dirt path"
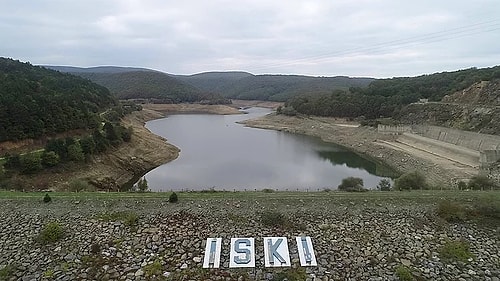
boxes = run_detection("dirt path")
[242,114,478,186]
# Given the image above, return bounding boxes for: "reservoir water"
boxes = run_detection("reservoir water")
[144,107,393,191]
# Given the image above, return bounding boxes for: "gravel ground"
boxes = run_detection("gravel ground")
[0,192,499,281]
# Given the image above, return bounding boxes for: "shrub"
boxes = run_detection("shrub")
[0,265,15,280]
[169,192,178,203]
[439,240,474,263]
[338,177,364,191]
[437,200,468,223]
[39,222,64,244]
[395,265,414,281]
[69,179,94,192]
[394,171,428,190]
[20,153,42,174]
[43,193,51,203]
[124,213,139,227]
[41,151,60,167]
[467,175,498,190]
[271,268,306,281]
[260,210,288,228]
[262,188,274,193]
[457,181,467,190]
[98,211,138,223]
[143,260,163,277]
[377,178,392,191]
[281,106,298,116]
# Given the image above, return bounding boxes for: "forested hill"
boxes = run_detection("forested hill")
[286,65,500,119]
[177,72,374,101]
[48,66,229,103]
[0,58,116,142]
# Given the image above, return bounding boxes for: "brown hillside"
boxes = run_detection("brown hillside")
[442,79,500,106]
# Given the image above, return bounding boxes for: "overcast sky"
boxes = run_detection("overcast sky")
[1,0,499,78]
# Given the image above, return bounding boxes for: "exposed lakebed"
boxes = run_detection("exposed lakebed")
[144,107,392,191]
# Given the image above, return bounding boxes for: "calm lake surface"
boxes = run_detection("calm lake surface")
[144,107,393,191]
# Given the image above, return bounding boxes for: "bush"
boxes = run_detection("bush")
[144,260,163,277]
[41,151,60,167]
[437,200,468,222]
[262,188,274,193]
[43,193,51,203]
[439,240,474,263]
[377,178,392,191]
[169,192,178,203]
[271,268,306,281]
[394,171,428,190]
[20,153,42,174]
[281,106,298,116]
[395,265,414,281]
[124,213,139,227]
[69,179,94,192]
[260,210,288,228]
[338,177,364,191]
[39,222,64,244]
[467,175,498,190]
[0,265,15,280]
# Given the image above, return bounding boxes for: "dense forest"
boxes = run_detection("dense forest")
[286,65,500,119]
[178,72,374,101]
[0,58,117,142]
[47,66,374,102]
[46,66,231,104]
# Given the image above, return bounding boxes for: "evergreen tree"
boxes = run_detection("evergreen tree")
[137,177,149,192]
[41,151,60,167]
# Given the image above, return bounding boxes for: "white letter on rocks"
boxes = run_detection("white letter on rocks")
[203,238,222,268]
[264,237,291,267]
[229,238,255,268]
[296,236,317,266]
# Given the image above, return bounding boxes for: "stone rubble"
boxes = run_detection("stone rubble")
[0,196,498,280]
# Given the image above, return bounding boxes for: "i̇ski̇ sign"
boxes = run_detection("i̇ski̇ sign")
[203,236,317,268]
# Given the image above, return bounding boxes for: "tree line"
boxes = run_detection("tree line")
[2,122,132,175]
[284,65,500,119]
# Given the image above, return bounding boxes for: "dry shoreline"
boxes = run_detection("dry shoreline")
[241,114,471,186]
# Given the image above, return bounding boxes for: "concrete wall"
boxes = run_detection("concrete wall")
[412,125,500,151]
[378,125,411,135]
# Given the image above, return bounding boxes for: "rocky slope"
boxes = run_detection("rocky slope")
[396,79,500,135]
[0,192,498,280]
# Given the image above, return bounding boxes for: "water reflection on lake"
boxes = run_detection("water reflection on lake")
[144,107,393,191]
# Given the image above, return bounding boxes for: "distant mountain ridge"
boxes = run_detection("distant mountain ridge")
[45,65,375,102]
[44,65,157,74]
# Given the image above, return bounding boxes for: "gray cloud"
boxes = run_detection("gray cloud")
[1,0,499,77]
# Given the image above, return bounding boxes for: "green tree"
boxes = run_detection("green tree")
[394,171,428,190]
[137,177,149,192]
[338,177,364,191]
[67,142,85,162]
[169,192,178,203]
[377,179,392,191]
[93,129,109,153]
[467,175,498,190]
[45,139,68,160]
[103,122,122,145]
[0,164,5,179]
[80,136,96,155]
[41,151,60,167]
[20,153,42,174]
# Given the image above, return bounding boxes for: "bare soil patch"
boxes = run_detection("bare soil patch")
[143,103,241,115]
